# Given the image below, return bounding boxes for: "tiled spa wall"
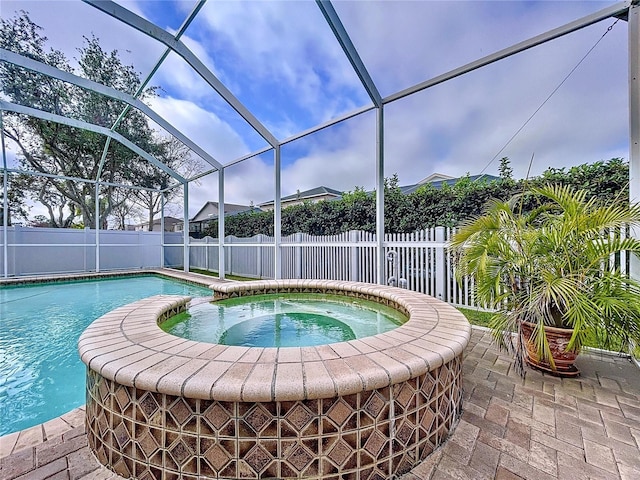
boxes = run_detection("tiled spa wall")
[86,356,463,480]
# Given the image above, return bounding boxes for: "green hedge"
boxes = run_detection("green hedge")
[204,158,629,237]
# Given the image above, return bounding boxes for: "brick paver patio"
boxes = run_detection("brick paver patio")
[1,327,638,480]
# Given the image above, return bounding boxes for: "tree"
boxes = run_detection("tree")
[0,12,190,229]
[498,157,513,181]
[0,175,30,225]
[130,137,202,231]
[451,184,640,375]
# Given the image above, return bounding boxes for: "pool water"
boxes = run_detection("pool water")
[161,293,407,347]
[0,275,211,436]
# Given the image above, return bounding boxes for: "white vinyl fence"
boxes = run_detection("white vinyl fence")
[2,225,633,310]
[187,228,457,302]
[1,225,166,277]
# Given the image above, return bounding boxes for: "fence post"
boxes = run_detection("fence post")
[256,235,262,279]
[295,232,303,279]
[83,227,89,273]
[226,235,233,276]
[349,230,359,282]
[435,226,446,301]
[205,236,209,272]
[13,224,20,276]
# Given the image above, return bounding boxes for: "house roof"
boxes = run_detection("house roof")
[140,216,181,226]
[418,172,455,184]
[259,186,343,206]
[190,201,254,222]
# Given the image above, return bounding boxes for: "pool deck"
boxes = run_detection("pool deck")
[1,327,638,480]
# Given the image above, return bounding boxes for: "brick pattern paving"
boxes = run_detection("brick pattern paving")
[1,327,639,480]
[402,328,640,480]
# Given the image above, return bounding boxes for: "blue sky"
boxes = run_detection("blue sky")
[1,0,631,219]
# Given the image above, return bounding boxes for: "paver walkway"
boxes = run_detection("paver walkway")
[1,327,638,480]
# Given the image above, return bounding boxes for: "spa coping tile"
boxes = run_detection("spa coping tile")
[99,347,159,379]
[347,340,377,355]
[195,344,228,360]
[253,348,277,364]
[365,351,412,384]
[277,347,302,363]
[313,344,341,361]
[181,362,230,399]
[240,363,276,402]
[341,356,390,391]
[209,363,255,401]
[132,356,192,392]
[357,334,396,351]
[299,346,321,362]
[274,363,305,401]
[327,341,361,359]
[214,346,250,362]
[302,361,337,399]
[124,331,176,349]
[112,351,176,386]
[322,358,364,396]
[155,358,210,394]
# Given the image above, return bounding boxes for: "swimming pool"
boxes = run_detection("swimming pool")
[0,275,211,436]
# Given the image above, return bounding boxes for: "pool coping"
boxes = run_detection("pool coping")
[0,267,226,288]
[78,279,471,403]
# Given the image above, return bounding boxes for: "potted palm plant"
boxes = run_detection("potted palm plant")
[451,184,640,376]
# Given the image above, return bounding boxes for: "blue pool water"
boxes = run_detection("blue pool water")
[0,275,211,436]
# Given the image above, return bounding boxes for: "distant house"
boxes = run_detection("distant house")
[258,186,343,211]
[175,201,258,236]
[135,216,181,232]
[398,173,500,195]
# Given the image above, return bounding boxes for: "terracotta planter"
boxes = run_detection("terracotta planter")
[521,321,580,377]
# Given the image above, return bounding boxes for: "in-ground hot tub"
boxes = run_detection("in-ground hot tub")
[79,280,470,480]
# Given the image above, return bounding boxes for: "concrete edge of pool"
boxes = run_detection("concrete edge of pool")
[78,279,471,479]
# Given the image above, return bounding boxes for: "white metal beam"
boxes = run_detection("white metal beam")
[183,182,189,272]
[629,2,640,281]
[95,182,100,271]
[274,145,282,279]
[218,168,225,280]
[384,1,633,104]
[222,146,274,169]
[0,49,222,170]
[95,0,209,187]
[280,104,376,146]
[375,106,385,285]
[82,0,279,148]
[1,112,8,278]
[316,1,382,107]
[0,101,186,183]
[1,167,168,192]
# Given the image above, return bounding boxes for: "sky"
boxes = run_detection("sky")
[0,0,632,221]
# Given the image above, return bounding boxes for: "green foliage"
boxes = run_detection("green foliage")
[451,184,640,375]
[0,12,194,229]
[202,158,629,238]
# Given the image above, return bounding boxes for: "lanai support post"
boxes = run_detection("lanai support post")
[218,168,225,280]
[274,145,282,280]
[630,2,640,282]
[95,182,100,272]
[183,182,189,273]
[376,106,385,285]
[160,192,165,268]
[1,113,8,278]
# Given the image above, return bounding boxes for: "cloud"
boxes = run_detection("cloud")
[2,0,632,222]
[147,96,250,164]
[177,0,369,137]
